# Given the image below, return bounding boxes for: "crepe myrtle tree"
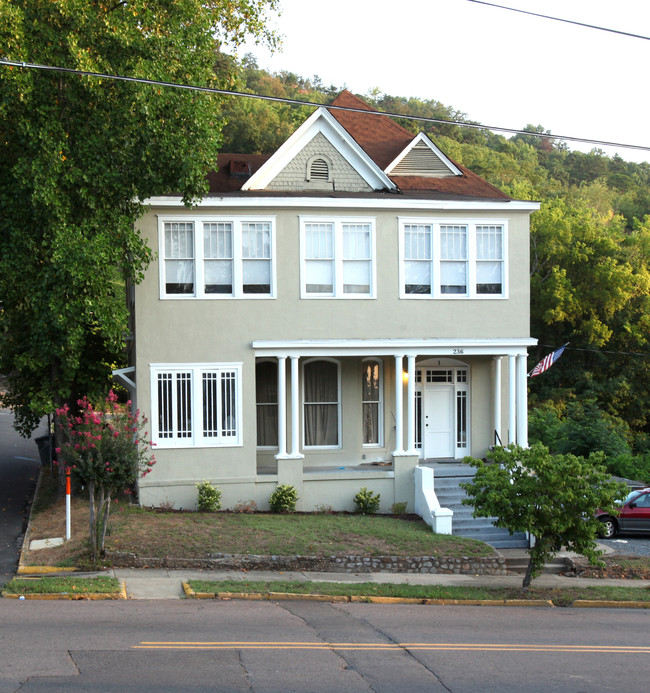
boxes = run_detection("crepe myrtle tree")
[55,391,156,560]
[461,444,627,588]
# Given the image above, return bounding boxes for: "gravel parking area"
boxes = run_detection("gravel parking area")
[600,536,650,557]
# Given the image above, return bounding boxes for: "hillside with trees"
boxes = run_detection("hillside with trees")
[223,56,650,473]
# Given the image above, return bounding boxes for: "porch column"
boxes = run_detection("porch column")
[493,356,502,447]
[289,355,302,457]
[516,353,529,448]
[406,354,417,454]
[508,354,517,445]
[393,354,405,455]
[276,356,287,458]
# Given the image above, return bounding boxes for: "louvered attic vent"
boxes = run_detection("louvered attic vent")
[309,158,330,180]
[391,141,454,176]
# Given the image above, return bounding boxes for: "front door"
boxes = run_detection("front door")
[423,386,454,458]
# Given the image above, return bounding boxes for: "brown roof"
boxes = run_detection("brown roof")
[207,91,511,201]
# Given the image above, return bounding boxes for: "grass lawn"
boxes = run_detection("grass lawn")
[3,576,122,596]
[23,473,494,568]
[188,580,650,606]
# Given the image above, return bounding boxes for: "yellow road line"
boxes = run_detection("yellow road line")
[133,641,650,654]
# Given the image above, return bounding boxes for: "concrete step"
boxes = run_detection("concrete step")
[504,556,569,575]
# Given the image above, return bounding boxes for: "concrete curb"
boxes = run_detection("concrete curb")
[17,565,78,575]
[2,580,127,600]
[182,582,555,607]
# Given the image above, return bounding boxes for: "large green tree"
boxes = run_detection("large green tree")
[0,0,278,435]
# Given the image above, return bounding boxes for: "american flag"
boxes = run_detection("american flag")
[529,344,568,378]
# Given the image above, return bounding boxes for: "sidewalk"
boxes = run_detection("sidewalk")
[58,560,643,600]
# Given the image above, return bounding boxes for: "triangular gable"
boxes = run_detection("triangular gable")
[241,107,396,192]
[385,132,462,177]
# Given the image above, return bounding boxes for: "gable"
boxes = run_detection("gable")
[385,133,462,178]
[242,107,396,193]
[264,131,374,193]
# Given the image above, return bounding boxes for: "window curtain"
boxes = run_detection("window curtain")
[304,360,338,446]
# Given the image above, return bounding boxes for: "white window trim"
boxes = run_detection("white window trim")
[302,357,342,449]
[362,358,384,448]
[159,215,277,299]
[150,363,243,448]
[299,216,377,299]
[398,218,508,299]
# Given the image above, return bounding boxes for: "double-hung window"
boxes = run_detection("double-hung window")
[151,364,242,447]
[400,219,506,298]
[301,217,375,297]
[161,217,275,298]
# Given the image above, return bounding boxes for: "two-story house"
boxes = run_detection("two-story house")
[126,90,538,513]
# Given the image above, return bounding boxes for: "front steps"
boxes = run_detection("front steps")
[429,463,529,549]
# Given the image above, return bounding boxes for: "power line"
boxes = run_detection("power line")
[1,57,650,153]
[466,0,650,41]
[540,344,650,359]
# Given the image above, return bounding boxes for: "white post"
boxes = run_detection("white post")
[493,356,502,446]
[393,354,404,455]
[276,356,287,458]
[406,355,417,454]
[508,354,517,445]
[65,468,71,541]
[290,355,301,456]
[517,353,529,447]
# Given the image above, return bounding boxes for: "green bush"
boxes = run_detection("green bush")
[556,401,630,458]
[269,484,298,513]
[354,487,381,515]
[196,481,222,512]
[391,501,408,516]
[605,453,650,485]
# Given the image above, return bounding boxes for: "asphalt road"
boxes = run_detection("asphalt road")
[1,599,649,692]
[0,409,46,587]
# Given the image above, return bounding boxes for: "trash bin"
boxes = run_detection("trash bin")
[35,435,53,466]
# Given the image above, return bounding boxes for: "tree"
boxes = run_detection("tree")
[0,0,279,436]
[461,445,627,588]
[54,391,155,560]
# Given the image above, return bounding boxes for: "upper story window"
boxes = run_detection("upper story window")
[399,219,507,298]
[151,363,242,448]
[160,216,276,299]
[300,217,376,298]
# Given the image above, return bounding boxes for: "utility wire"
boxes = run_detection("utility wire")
[466,0,650,41]
[1,57,650,153]
[540,344,650,359]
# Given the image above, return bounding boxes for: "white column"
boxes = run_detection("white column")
[276,356,287,458]
[393,354,404,455]
[289,355,302,457]
[406,355,417,454]
[493,356,502,447]
[508,354,517,446]
[516,354,529,448]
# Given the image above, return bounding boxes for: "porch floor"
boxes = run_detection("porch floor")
[257,458,471,476]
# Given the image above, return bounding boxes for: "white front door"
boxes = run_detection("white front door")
[423,386,454,458]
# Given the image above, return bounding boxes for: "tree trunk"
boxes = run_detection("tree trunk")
[522,555,534,589]
[88,480,97,560]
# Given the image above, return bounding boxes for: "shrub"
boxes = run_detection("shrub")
[196,481,222,512]
[605,453,650,485]
[391,501,408,516]
[354,487,381,515]
[555,400,630,458]
[269,484,298,513]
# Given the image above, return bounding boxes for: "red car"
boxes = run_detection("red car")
[597,488,650,538]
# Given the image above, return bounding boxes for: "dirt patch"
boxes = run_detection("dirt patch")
[570,555,650,580]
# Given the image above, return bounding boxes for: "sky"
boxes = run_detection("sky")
[237,0,650,164]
